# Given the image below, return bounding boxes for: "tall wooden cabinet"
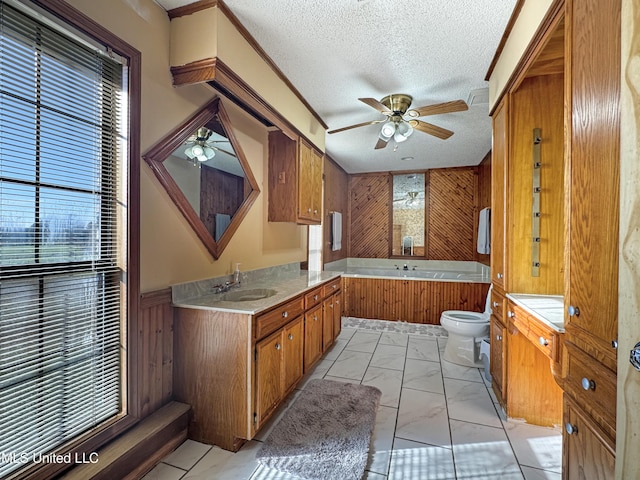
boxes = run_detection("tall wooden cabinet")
[563,0,620,476]
[268,131,323,225]
[489,0,620,477]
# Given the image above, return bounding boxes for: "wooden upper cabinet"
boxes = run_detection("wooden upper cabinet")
[565,0,620,370]
[491,98,508,291]
[268,131,323,225]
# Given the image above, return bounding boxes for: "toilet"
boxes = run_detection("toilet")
[440,285,492,368]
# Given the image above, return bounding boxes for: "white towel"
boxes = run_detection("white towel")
[331,212,342,251]
[477,207,490,254]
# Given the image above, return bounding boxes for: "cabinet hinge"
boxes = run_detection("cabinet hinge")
[253,412,257,424]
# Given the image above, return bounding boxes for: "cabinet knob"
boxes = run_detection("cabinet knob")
[581,377,596,391]
[313,315,318,321]
[612,340,618,349]
[492,301,500,308]
[565,423,578,435]
[314,294,319,300]
[275,343,281,350]
[568,305,580,317]
[314,209,318,214]
[307,207,311,213]
[496,334,502,341]
[507,311,515,318]
[282,311,288,318]
[539,337,549,346]
[497,273,503,279]
[288,333,294,340]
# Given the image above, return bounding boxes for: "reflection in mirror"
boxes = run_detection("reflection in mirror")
[392,173,425,257]
[143,98,259,259]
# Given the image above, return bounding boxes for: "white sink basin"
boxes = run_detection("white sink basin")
[222,288,278,302]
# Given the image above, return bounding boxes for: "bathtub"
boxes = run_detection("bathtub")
[325,259,490,324]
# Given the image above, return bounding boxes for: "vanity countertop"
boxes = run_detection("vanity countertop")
[172,270,342,315]
[506,293,565,333]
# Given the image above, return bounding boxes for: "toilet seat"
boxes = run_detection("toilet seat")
[441,310,487,322]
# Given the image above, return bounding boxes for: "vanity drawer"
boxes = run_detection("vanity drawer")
[491,289,506,321]
[322,278,341,298]
[255,296,304,340]
[304,287,322,310]
[508,302,557,360]
[564,342,616,435]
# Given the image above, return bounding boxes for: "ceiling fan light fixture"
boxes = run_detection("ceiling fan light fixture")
[380,121,396,138]
[203,146,216,160]
[394,121,414,143]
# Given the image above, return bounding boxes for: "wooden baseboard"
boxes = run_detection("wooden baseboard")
[61,402,191,480]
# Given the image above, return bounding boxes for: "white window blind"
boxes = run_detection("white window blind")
[0,2,126,476]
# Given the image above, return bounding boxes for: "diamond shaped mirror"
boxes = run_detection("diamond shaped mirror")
[143,98,259,259]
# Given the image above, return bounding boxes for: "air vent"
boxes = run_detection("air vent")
[467,87,490,106]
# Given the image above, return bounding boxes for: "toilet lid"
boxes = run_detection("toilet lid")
[442,310,487,322]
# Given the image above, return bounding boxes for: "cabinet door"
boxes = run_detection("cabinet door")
[332,291,342,340]
[310,148,323,222]
[322,296,335,351]
[255,330,283,425]
[563,396,615,480]
[304,305,323,370]
[490,316,506,403]
[491,99,507,290]
[297,140,315,222]
[283,317,303,393]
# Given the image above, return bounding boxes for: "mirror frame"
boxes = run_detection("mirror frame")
[142,97,260,259]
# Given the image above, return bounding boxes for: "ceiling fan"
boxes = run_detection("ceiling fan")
[327,94,468,149]
[393,191,421,205]
[183,127,236,164]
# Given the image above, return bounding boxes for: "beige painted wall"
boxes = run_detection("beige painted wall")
[488,0,554,108]
[67,0,307,292]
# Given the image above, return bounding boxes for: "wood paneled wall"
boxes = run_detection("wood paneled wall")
[138,289,174,419]
[476,152,492,265]
[348,173,391,258]
[508,73,564,295]
[323,156,349,264]
[427,167,478,261]
[343,277,490,324]
[345,167,486,261]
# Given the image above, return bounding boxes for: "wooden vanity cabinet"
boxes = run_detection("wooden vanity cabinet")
[268,131,323,225]
[489,288,507,406]
[505,300,563,426]
[173,277,342,451]
[303,304,323,370]
[563,395,615,480]
[322,279,342,351]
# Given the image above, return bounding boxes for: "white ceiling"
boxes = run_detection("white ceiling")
[155,0,516,174]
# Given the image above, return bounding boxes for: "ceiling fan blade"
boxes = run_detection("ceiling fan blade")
[409,119,454,139]
[359,97,392,115]
[374,136,390,149]
[328,119,385,134]
[406,100,468,118]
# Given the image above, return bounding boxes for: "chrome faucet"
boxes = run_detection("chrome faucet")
[403,264,409,271]
[212,280,239,294]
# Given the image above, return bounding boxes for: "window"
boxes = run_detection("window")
[0,1,137,477]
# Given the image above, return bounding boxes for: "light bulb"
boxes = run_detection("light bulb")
[380,122,396,138]
[184,146,195,159]
[394,121,414,143]
[191,144,204,157]
[203,147,215,159]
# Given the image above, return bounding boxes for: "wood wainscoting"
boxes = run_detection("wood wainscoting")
[139,288,174,419]
[343,277,490,324]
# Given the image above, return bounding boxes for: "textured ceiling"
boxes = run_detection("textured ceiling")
[155,0,516,173]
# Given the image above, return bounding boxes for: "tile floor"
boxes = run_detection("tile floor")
[143,319,562,480]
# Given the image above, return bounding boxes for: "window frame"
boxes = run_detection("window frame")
[2,1,141,479]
